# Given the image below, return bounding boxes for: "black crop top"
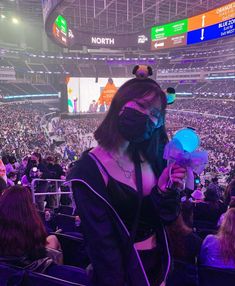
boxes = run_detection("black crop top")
[90,153,158,242]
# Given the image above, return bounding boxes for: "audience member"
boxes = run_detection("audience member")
[193,185,227,229]
[199,208,235,269]
[0,186,61,270]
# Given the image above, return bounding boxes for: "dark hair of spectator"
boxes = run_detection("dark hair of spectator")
[0,186,47,258]
[224,179,235,206]
[94,78,166,150]
[181,200,194,228]
[229,199,235,208]
[31,152,42,162]
[217,208,235,263]
[167,213,193,259]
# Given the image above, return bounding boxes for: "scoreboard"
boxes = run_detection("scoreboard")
[43,0,235,51]
[151,2,235,50]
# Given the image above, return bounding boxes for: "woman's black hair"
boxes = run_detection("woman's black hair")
[94,77,168,176]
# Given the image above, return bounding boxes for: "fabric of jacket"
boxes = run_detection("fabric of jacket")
[67,152,181,286]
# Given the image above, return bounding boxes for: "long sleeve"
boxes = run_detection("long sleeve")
[72,181,127,286]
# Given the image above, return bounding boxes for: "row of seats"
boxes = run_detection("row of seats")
[0,263,88,286]
[166,259,235,286]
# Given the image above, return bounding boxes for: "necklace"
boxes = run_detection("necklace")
[108,151,134,179]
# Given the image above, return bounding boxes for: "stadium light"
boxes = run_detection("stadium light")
[12,17,19,24]
[1,14,6,19]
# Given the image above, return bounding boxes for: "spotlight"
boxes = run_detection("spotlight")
[12,17,19,24]
[1,15,6,19]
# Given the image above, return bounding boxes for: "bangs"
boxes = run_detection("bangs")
[136,87,167,110]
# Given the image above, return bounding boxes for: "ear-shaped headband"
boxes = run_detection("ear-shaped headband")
[132,65,153,79]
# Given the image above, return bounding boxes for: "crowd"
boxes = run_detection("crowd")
[0,91,234,286]
[167,98,235,117]
[0,101,234,184]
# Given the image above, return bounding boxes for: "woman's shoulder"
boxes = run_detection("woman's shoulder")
[67,150,100,180]
[202,234,219,248]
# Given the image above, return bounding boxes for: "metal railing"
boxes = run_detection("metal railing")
[31,178,72,208]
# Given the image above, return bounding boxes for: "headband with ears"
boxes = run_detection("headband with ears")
[132,65,153,79]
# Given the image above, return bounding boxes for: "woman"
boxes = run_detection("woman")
[200,208,235,269]
[0,185,62,269]
[193,186,226,229]
[68,66,186,286]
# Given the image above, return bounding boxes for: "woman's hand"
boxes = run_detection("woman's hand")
[158,163,186,192]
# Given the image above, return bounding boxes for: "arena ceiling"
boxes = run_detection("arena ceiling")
[0,0,232,33]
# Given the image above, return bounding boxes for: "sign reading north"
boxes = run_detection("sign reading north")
[151,1,235,50]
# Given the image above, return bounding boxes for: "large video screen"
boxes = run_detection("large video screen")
[67,77,131,113]
[52,14,68,45]
[151,2,235,50]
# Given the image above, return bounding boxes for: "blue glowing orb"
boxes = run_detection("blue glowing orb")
[173,128,200,152]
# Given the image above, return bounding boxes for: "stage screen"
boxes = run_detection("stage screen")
[67,77,131,113]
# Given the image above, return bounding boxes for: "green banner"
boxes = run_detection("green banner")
[55,15,68,34]
[151,18,188,40]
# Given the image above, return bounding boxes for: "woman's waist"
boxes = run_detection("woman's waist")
[134,234,157,251]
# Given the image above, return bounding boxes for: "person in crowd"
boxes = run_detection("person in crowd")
[45,155,65,209]
[191,188,205,203]
[24,152,49,211]
[0,177,7,195]
[224,179,235,206]
[208,177,223,198]
[0,185,62,269]
[68,67,186,286]
[193,185,226,229]
[217,180,235,227]
[6,171,17,187]
[199,208,235,269]
[181,188,193,203]
[2,155,14,175]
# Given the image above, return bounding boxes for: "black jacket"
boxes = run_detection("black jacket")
[67,152,181,286]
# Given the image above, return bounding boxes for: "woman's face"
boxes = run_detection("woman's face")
[123,91,163,126]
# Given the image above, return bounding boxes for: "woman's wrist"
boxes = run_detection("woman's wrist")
[157,183,166,193]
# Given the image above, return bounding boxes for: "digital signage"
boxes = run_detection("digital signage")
[151,2,235,50]
[52,14,68,45]
[44,0,234,51]
[69,31,150,49]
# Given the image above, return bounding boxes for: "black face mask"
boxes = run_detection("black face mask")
[118,107,164,143]
[31,160,38,166]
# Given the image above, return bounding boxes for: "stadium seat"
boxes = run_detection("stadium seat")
[51,214,78,232]
[56,205,74,215]
[0,263,25,286]
[53,232,90,268]
[0,262,89,286]
[196,228,217,239]
[21,271,86,286]
[46,264,89,285]
[193,220,218,230]
[198,265,235,286]
[166,259,198,286]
